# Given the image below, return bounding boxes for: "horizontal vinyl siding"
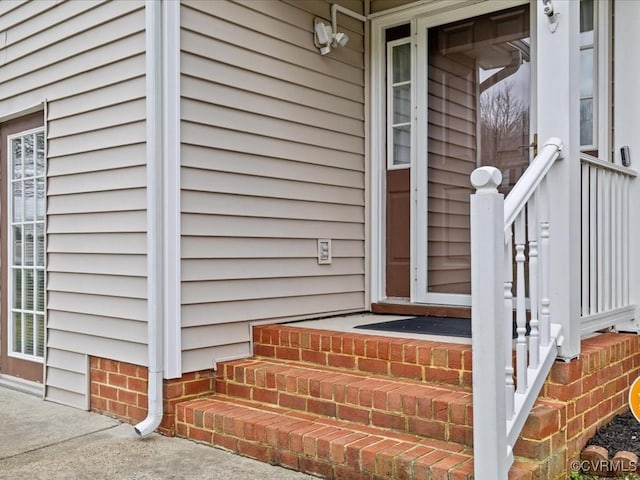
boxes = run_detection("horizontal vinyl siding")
[179,0,366,371]
[0,1,147,405]
[45,348,88,409]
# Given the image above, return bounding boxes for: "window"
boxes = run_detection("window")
[387,35,412,168]
[580,0,596,149]
[8,128,46,359]
[580,0,611,156]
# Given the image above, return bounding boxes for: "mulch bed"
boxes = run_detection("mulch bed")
[586,411,640,457]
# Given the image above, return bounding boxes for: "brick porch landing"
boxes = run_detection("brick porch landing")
[175,324,640,479]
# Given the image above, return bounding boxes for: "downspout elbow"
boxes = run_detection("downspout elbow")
[134,369,163,437]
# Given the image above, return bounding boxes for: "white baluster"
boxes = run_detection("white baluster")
[539,179,551,347]
[609,172,616,310]
[504,232,514,419]
[603,170,611,311]
[581,163,589,316]
[623,176,629,305]
[589,166,597,314]
[514,212,527,393]
[597,169,604,312]
[615,173,622,308]
[527,196,539,369]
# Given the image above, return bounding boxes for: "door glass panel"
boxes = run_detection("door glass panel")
[8,128,46,360]
[393,43,411,82]
[393,84,411,123]
[393,126,411,165]
[389,41,412,168]
[426,5,530,295]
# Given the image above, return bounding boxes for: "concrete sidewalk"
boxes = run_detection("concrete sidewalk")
[0,387,313,479]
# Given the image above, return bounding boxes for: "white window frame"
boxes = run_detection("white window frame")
[580,0,611,158]
[386,38,412,170]
[7,126,46,363]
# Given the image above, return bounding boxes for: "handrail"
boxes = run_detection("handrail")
[580,152,638,177]
[471,137,565,479]
[503,137,563,234]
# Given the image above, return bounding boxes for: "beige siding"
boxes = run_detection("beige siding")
[180,0,366,370]
[0,1,147,406]
[370,0,415,14]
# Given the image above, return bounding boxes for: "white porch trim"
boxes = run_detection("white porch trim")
[536,0,581,360]
[161,0,182,380]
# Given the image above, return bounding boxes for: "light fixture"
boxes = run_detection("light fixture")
[314,19,333,47]
[541,0,559,33]
[314,18,350,55]
[332,31,349,47]
[313,4,366,55]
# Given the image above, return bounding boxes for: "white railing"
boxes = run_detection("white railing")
[580,154,637,334]
[470,138,564,480]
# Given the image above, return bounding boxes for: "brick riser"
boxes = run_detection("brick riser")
[253,324,473,387]
[176,397,476,479]
[218,358,474,445]
[173,324,572,479]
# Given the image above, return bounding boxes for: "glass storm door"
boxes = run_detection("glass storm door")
[414,4,532,304]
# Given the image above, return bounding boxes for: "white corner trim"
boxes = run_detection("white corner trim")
[162,0,181,379]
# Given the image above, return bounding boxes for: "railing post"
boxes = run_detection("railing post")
[536,0,581,359]
[471,167,508,480]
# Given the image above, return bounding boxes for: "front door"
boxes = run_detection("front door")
[382,2,532,305]
[0,113,46,384]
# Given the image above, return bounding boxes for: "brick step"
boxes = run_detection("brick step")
[217,357,474,445]
[253,324,473,387]
[176,396,540,479]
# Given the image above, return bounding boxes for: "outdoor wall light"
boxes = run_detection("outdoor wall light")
[314,18,349,55]
[542,0,559,32]
[314,4,366,55]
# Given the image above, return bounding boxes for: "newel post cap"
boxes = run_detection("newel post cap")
[471,166,502,192]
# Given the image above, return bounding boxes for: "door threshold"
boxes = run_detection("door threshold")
[0,373,43,397]
[371,300,471,318]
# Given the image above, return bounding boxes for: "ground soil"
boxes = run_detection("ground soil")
[586,411,640,457]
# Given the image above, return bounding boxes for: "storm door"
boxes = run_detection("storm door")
[414,4,532,304]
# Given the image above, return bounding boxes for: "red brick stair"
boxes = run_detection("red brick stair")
[176,323,549,479]
[176,396,475,479]
[217,357,474,445]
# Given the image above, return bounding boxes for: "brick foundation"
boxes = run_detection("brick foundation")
[90,332,640,477]
[514,333,640,478]
[89,357,216,436]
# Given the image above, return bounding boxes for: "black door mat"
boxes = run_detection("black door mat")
[355,316,527,339]
[355,316,471,338]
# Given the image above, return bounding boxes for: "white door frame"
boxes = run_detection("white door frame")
[370,0,530,306]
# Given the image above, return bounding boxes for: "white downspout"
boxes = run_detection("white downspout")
[331,4,366,34]
[136,0,164,437]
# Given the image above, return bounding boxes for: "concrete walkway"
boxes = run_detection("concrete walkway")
[0,387,313,479]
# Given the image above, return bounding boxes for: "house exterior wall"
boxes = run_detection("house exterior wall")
[178,0,367,372]
[614,0,640,326]
[0,0,147,408]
